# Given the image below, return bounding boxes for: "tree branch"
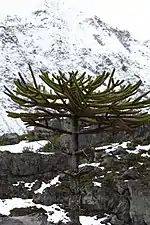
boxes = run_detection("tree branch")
[25,120,72,134]
[36,108,72,118]
[78,125,133,134]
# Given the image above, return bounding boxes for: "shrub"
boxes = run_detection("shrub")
[22,146,34,153]
[38,135,61,152]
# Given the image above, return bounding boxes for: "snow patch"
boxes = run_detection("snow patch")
[93,182,102,187]
[0,197,110,224]
[34,175,61,194]
[0,140,49,153]
[80,215,110,225]
[79,162,100,168]
[0,198,69,223]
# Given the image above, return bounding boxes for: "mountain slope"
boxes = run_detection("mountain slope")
[0,0,150,134]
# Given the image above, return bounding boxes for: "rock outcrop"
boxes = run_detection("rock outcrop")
[0,140,150,224]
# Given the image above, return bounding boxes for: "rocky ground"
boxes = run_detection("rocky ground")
[0,137,149,225]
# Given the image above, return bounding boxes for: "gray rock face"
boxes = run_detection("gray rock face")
[129,179,150,225]
[52,121,150,151]
[0,151,68,200]
[0,218,24,225]
[0,152,68,177]
[0,133,20,145]
[0,140,150,225]
[0,213,48,225]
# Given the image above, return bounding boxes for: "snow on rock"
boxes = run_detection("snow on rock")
[50,175,61,186]
[0,198,69,223]
[95,141,150,156]
[79,162,100,168]
[0,140,48,153]
[0,198,34,216]
[13,180,37,191]
[34,175,61,194]
[0,139,149,157]
[13,175,61,194]
[95,141,130,153]
[93,181,102,187]
[0,197,110,224]
[80,215,110,225]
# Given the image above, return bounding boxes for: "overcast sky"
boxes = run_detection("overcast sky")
[0,0,149,40]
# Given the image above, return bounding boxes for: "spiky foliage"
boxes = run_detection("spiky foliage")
[4,65,150,133]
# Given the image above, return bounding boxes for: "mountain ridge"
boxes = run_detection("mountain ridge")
[0,0,150,134]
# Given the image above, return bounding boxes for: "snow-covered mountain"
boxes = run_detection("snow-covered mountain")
[1,0,150,134]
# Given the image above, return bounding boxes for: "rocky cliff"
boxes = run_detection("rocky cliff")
[0,139,149,225]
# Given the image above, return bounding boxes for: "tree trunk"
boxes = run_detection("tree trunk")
[68,115,81,225]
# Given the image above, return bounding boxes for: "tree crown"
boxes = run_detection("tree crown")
[4,65,150,133]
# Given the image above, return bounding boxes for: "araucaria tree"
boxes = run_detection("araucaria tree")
[5,65,150,225]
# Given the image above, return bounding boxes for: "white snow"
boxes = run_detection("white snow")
[14,175,62,195]
[126,144,150,155]
[24,181,37,190]
[95,141,130,153]
[0,197,110,224]
[129,166,134,170]
[100,166,105,170]
[34,175,61,194]
[79,162,100,168]
[95,141,150,157]
[50,175,61,185]
[0,198,34,216]
[138,162,144,165]
[80,215,110,225]
[141,152,150,158]
[93,182,102,187]
[0,198,69,223]
[0,139,150,224]
[13,176,61,194]
[0,140,49,153]
[13,180,37,190]
[136,144,150,151]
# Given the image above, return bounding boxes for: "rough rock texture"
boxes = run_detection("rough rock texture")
[0,133,20,145]
[0,218,24,225]
[0,151,68,200]
[32,142,150,225]
[0,151,68,177]
[45,120,150,149]
[129,179,150,225]
[0,212,48,225]
[0,141,150,224]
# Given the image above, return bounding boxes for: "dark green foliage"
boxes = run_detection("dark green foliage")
[38,135,61,152]
[20,130,51,142]
[4,65,150,133]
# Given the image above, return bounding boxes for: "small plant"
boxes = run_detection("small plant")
[20,130,50,142]
[38,135,61,152]
[22,146,34,153]
[126,142,137,150]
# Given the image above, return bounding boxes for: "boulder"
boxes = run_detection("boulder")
[0,152,68,177]
[0,133,20,145]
